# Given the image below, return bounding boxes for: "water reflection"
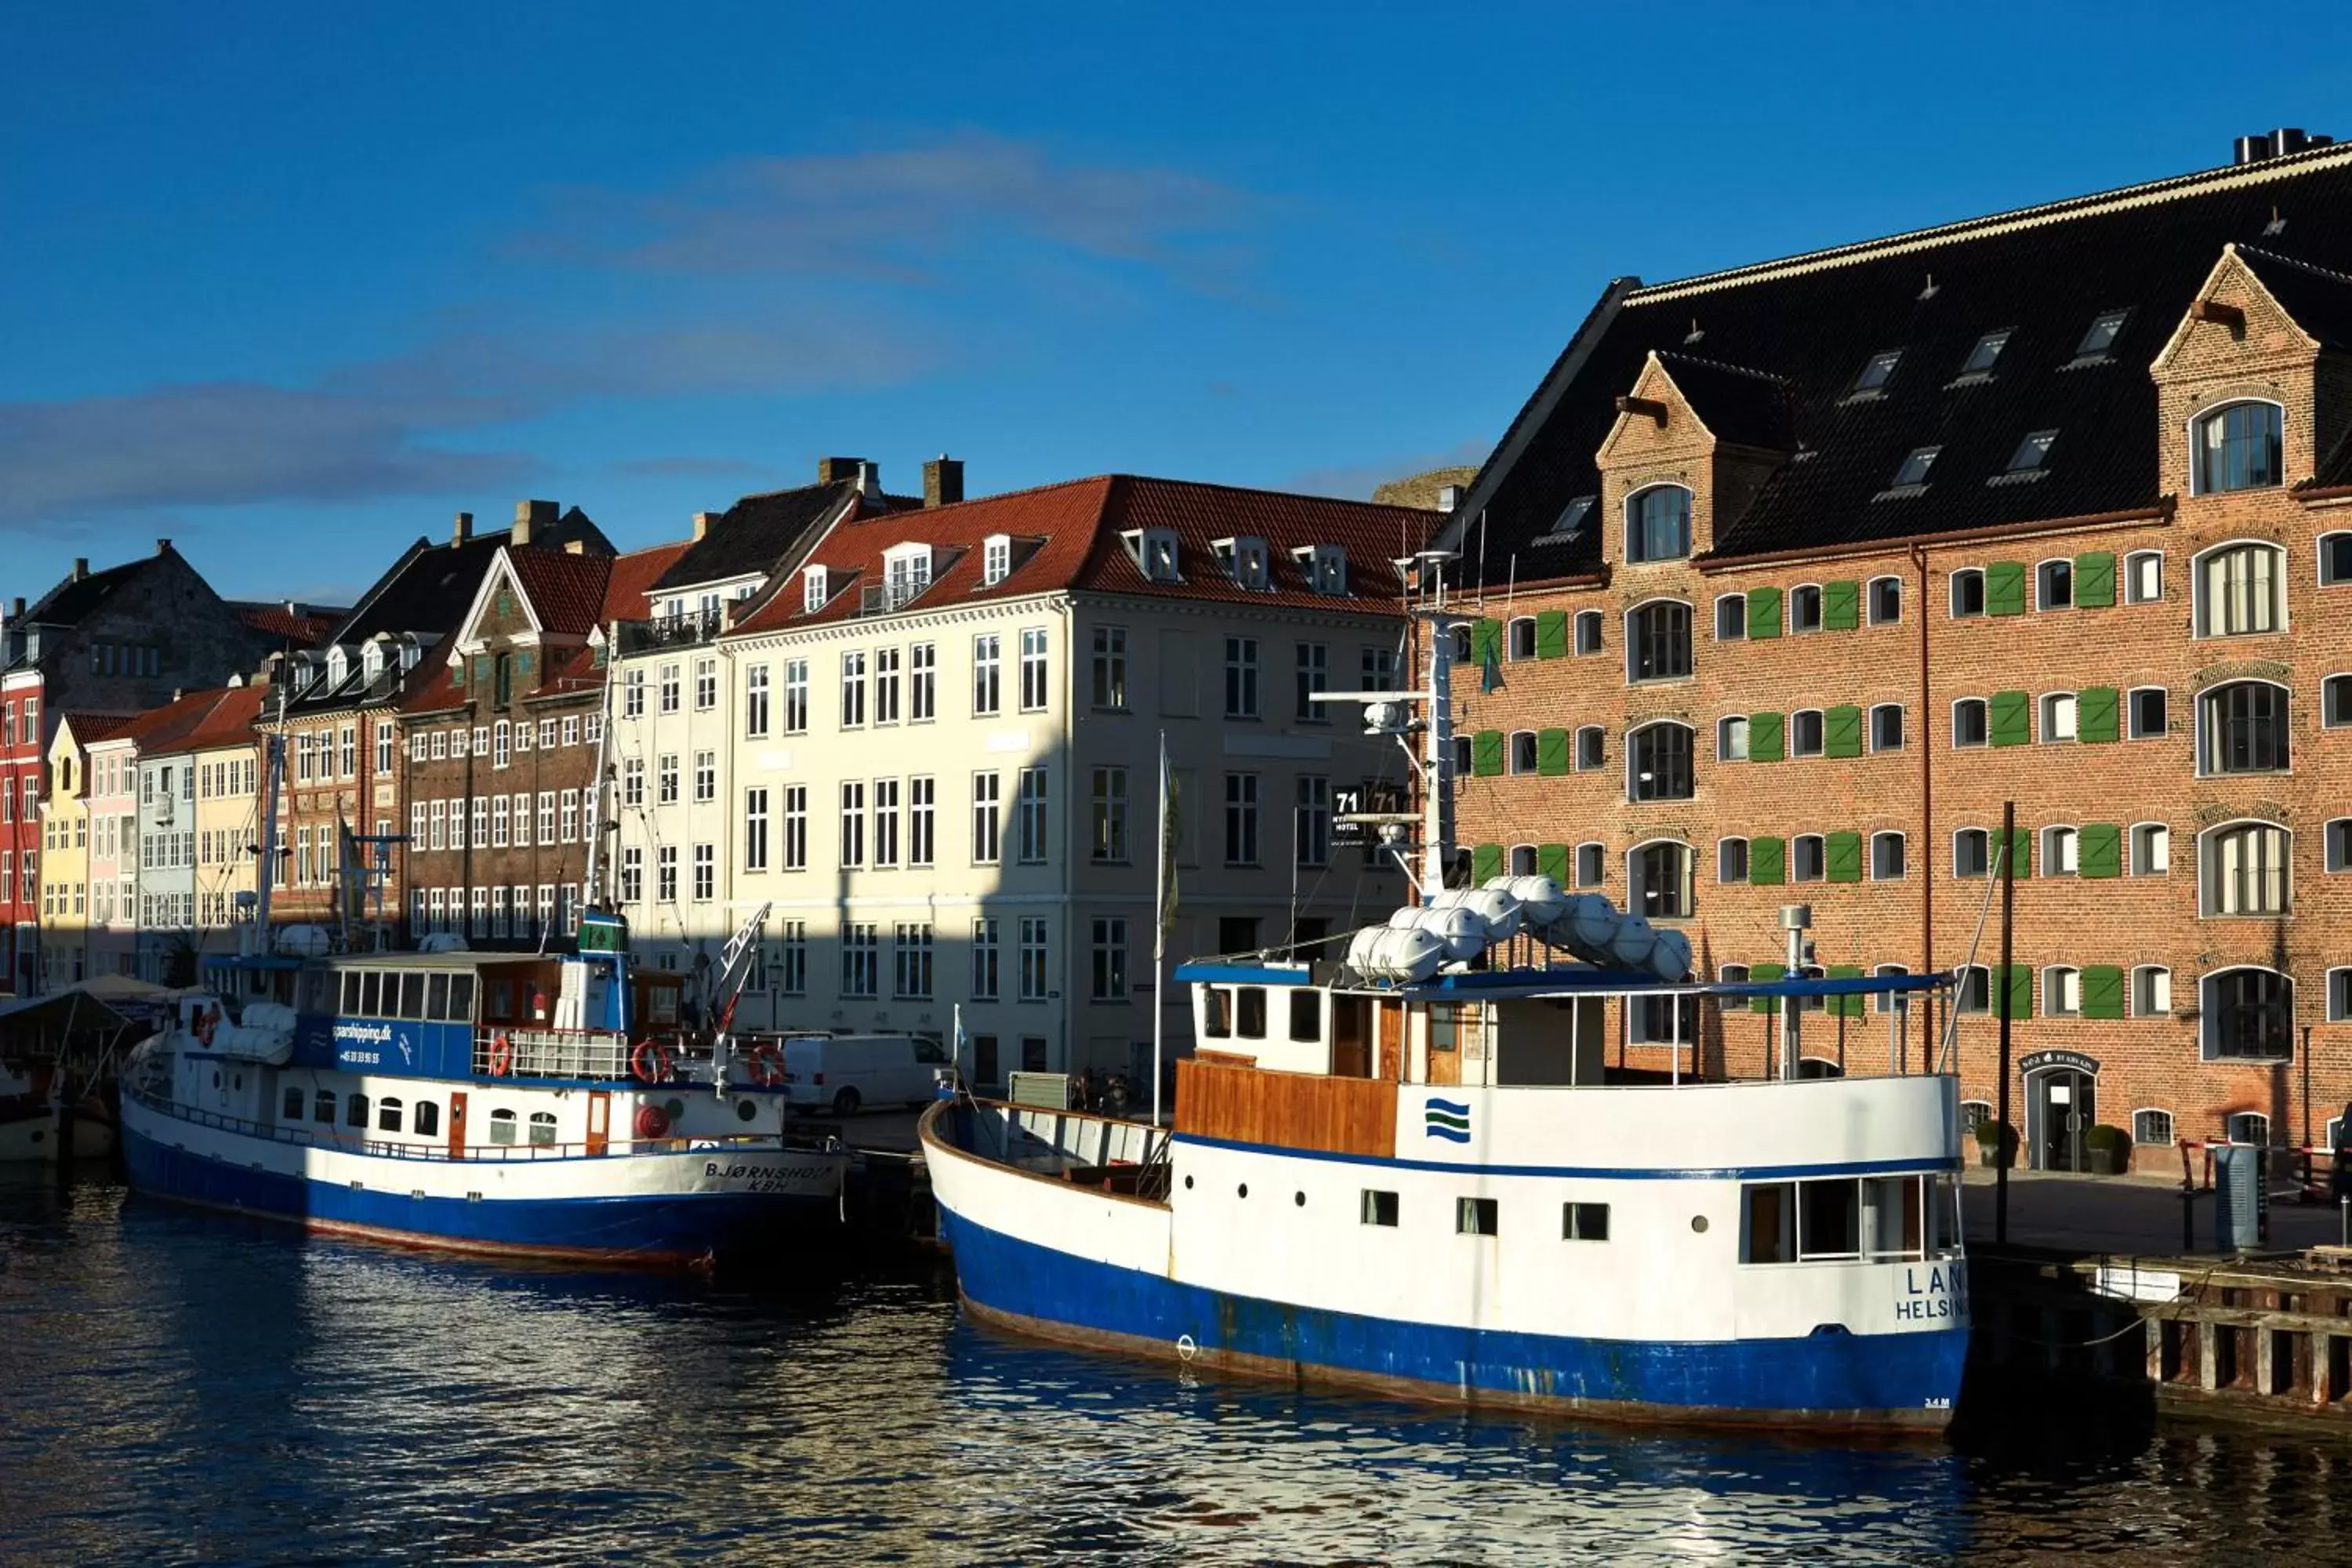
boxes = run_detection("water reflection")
[1,1172,2348,1563]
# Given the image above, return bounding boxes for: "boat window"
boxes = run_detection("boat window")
[488,979,514,1021]
[1362,1189,1399,1226]
[645,985,678,1026]
[427,973,451,1022]
[360,971,383,1016]
[414,1100,441,1138]
[1236,988,1268,1040]
[342,970,362,1013]
[448,974,475,1021]
[528,1111,558,1147]
[281,1087,303,1120]
[1428,1004,1465,1055]
[314,1090,336,1123]
[1798,1179,1860,1259]
[346,1093,370,1129]
[1457,1196,1499,1236]
[1931,1175,1960,1252]
[1203,988,1233,1040]
[488,1109,517,1146]
[1743,1183,1796,1262]
[1288,989,1323,1044]
[377,1098,404,1134]
[398,973,426,1019]
[1563,1202,1610,1241]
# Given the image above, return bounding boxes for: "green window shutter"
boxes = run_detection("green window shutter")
[1538,843,1570,883]
[1824,704,1864,759]
[2079,822,2122,880]
[1989,690,2031,747]
[1822,579,1860,631]
[1747,586,1783,639]
[1537,728,1570,776]
[2081,964,2126,1021]
[1828,962,1866,1018]
[1749,960,1785,1014]
[1986,561,2027,616]
[1749,712,1785,762]
[1472,844,1504,883]
[1472,730,1504,777]
[1825,830,1863,884]
[2078,685,2119,743]
[2000,964,2033,1022]
[1749,836,1786,886]
[1473,619,1502,666]
[1535,610,1569,659]
[2075,550,2116,608]
[2004,827,2032,880]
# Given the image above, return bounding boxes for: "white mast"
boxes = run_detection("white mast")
[583,618,618,907]
[249,682,288,955]
[1152,729,1169,1127]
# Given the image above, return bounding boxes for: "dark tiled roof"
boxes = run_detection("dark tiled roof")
[648,480,909,594]
[1652,354,1795,452]
[2238,245,2352,351]
[21,557,151,626]
[1458,144,2352,573]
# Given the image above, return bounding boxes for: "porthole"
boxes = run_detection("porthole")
[1184,1174,1194,1190]
[1691,1215,1710,1233]
[1294,1192,1306,1207]
[1238,1183,1249,1199]
[735,1098,758,1122]
[664,1098,688,1122]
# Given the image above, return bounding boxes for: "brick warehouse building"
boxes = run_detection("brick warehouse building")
[1433,132,2352,1170]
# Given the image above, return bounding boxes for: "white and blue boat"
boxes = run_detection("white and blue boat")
[924,586,1970,1431]
[120,909,850,1269]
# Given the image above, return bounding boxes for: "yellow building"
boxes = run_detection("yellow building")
[183,684,269,952]
[37,713,127,989]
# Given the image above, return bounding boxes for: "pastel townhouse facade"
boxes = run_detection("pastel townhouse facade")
[613,474,1424,1083]
[1434,132,2352,1168]
[35,714,127,989]
[130,691,223,983]
[82,726,147,980]
[183,684,269,950]
[1,670,42,993]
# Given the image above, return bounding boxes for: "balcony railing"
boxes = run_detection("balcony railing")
[614,610,724,655]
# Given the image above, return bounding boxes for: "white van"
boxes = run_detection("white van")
[780,1034,953,1116]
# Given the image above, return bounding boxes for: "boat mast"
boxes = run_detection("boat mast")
[583,618,617,908]
[249,682,287,956]
[1418,557,1461,906]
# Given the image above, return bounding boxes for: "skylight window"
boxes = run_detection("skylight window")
[1541,495,1595,540]
[2005,430,2058,472]
[2074,310,2130,360]
[1960,330,2013,375]
[1891,447,1940,488]
[1852,350,1903,394]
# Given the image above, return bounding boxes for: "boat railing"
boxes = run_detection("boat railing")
[473,1027,633,1082]
[977,1097,1167,1171]
[125,1083,822,1164]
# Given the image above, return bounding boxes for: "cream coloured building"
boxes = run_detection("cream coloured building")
[607,474,1428,1084]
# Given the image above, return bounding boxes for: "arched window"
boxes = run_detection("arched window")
[1510,844,1539,876]
[529,1110,559,1147]
[1955,828,1990,878]
[345,1093,369,1128]
[2041,692,2078,742]
[2328,818,2352,873]
[1867,576,1902,625]
[1960,1100,1993,1134]
[2194,541,2285,637]
[1950,568,1986,619]
[2227,1111,2273,1145]
[2201,822,2291,916]
[1719,964,1751,985]
[414,1100,441,1138]
[1791,834,1826,883]
[1628,722,1693,802]
[2127,686,2169,739]
[2124,550,2162,604]
[1574,610,1603,655]
[1450,735,1472,779]
[2203,967,2293,1060]
[2198,681,2289,775]
[1790,585,1824,633]
[1714,595,1748,641]
[2042,966,2082,1017]
[2132,965,2171,1017]
[1450,626,1472,664]
[1870,704,1904,752]
[1628,840,1693,919]
[1717,837,1750,883]
[1626,485,1692,563]
[2323,532,2352,587]
[489,1108,519,1145]
[2194,400,2284,494]
[2329,967,2352,1023]
[1952,699,1989,748]
[1626,601,1692,681]
[1790,710,1825,757]
[1575,726,1606,771]
[1873,963,1911,1014]
[2325,674,2352,728]
[2036,559,2074,610]
[1871,832,1906,880]
[2132,1109,2175,1145]
[1956,966,1992,1014]
[2042,825,2079,876]
[1573,841,1605,888]
[1507,617,1537,661]
[2129,822,2170,876]
[1718,715,1749,761]
[1510,731,1539,774]
[376,1097,404,1134]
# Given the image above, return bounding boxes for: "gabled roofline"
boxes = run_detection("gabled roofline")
[448,549,545,653]
[325,535,433,644]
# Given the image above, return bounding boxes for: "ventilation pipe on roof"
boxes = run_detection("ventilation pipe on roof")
[855,460,882,501]
[1437,485,1463,514]
[72,558,89,580]
[2236,128,2335,165]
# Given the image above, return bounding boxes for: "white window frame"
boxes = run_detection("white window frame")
[1788,583,1824,633]
[1952,827,1991,879]
[1624,838,1695,921]
[2042,824,2079,876]
[1865,575,1902,626]
[2034,557,2074,612]
[1506,616,1538,662]
[2042,964,2082,1018]
[2187,397,2288,497]
[1717,715,1748,762]
[2190,538,2289,639]
[2131,1107,2176,1146]
[2129,822,2170,877]
[2040,691,2078,744]
[2131,966,2172,1018]
[1948,567,1985,619]
[1788,707,1825,758]
[2126,685,2169,741]
[2124,550,2163,604]
[1868,702,1904,753]
[1951,697,1989,749]
[2198,820,2293,918]
[1713,593,1748,641]
[2199,964,2296,1062]
[2321,532,2352,587]
[1716,836,1750,884]
[1870,830,1906,881]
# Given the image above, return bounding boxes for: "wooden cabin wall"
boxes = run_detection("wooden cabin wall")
[1174,1058,1398,1160]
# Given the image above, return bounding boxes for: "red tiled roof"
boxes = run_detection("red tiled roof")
[56,710,141,747]
[506,547,615,639]
[179,684,267,750]
[730,475,1428,634]
[600,540,693,625]
[237,605,343,646]
[93,688,229,754]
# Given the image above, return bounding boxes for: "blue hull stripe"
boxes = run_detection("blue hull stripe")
[122,1123,830,1266]
[1173,1131,1962,1183]
[940,1210,1965,1425]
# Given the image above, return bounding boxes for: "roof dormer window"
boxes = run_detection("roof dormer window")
[2005,430,2058,474]
[1849,349,1903,396]
[1890,446,1940,488]
[2072,309,2130,362]
[982,535,1012,587]
[361,642,384,684]
[884,543,935,608]
[1537,495,1594,544]
[1959,329,2013,376]
[325,646,349,688]
[803,566,831,615]
[1215,536,1271,590]
[1292,544,1348,596]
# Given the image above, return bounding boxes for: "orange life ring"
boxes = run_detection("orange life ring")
[630,1041,671,1084]
[633,1102,671,1139]
[745,1042,785,1087]
[488,1033,514,1076]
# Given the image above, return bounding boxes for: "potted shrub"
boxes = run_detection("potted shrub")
[1974,1119,2016,1169]
[2085,1123,2129,1176]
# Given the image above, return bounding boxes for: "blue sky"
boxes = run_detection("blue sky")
[5,2,2347,604]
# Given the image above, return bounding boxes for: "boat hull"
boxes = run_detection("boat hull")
[122,1099,844,1269]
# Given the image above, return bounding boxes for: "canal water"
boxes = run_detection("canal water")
[3,1173,2347,1564]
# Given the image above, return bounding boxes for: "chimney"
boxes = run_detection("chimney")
[10,597,23,619]
[72,558,89,580]
[693,510,718,541]
[513,499,558,546]
[924,455,965,508]
[855,460,882,500]
[156,538,173,555]
[453,511,474,546]
[817,456,866,485]
[1438,485,1463,514]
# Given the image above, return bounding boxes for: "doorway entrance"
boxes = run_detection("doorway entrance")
[2023,1053,2099,1171]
